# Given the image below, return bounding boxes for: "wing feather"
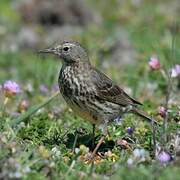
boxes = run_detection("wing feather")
[91,68,142,106]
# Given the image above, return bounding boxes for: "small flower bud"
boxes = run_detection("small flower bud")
[158,106,167,118]
[171,64,180,78]
[127,127,134,135]
[18,100,29,112]
[39,84,49,94]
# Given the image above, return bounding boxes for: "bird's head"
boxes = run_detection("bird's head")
[39,41,89,64]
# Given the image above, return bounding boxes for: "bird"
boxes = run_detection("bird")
[39,41,154,158]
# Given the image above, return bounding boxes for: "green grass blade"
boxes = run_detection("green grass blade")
[10,91,60,127]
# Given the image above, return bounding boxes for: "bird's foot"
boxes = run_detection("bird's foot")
[83,152,102,164]
[83,136,105,163]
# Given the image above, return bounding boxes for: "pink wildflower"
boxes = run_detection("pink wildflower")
[3,80,21,97]
[157,151,172,164]
[148,56,160,70]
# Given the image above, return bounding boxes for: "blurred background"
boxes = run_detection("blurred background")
[0,0,179,99]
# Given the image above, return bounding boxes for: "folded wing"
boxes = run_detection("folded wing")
[91,68,142,107]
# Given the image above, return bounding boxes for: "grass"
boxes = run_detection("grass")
[0,0,180,179]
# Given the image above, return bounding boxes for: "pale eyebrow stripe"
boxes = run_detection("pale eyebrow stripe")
[63,43,76,48]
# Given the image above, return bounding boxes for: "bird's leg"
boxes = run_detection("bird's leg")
[91,124,108,159]
[89,135,105,173]
[92,124,95,150]
[91,135,105,158]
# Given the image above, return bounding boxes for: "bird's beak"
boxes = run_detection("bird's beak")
[38,47,56,54]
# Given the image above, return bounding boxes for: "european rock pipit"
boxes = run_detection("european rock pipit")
[39,41,154,158]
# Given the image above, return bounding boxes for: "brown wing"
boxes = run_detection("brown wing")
[91,68,142,106]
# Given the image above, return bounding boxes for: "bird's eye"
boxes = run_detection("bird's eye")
[63,47,69,51]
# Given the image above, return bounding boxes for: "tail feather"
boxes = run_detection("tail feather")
[132,107,157,124]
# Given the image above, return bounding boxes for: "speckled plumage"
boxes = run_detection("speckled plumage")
[59,62,122,126]
[39,41,152,133]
